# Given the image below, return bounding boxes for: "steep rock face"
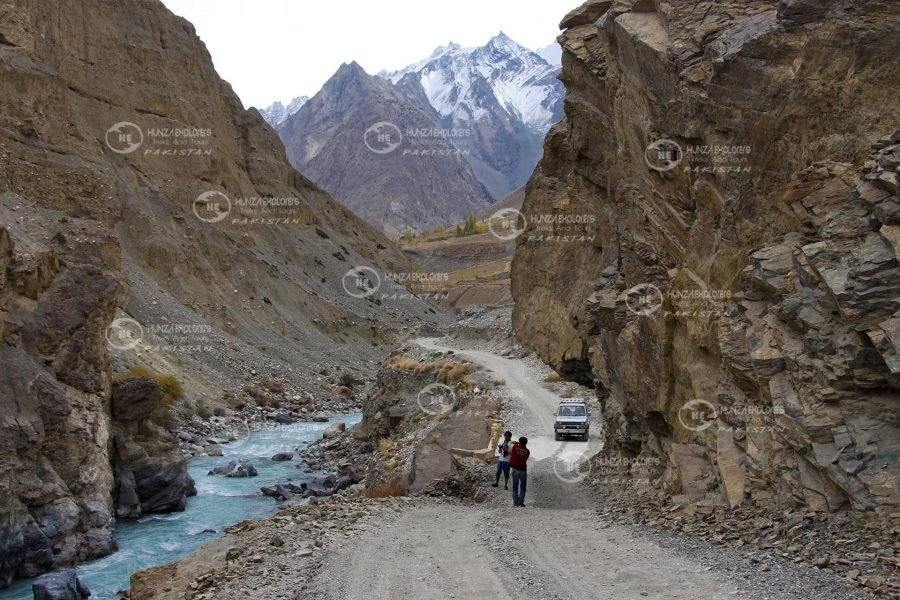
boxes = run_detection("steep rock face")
[0,226,120,586]
[0,0,439,586]
[511,0,899,512]
[281,62,493,236]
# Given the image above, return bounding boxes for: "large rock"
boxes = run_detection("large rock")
[322,422,346,439]
[31,569,91,600]
[209,460,258,478]
[110,378,196,519]
[511,0,900,513]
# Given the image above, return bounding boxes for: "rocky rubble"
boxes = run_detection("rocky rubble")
[586,475,900,597]
[130,496,425,600]
[511,0,900,518]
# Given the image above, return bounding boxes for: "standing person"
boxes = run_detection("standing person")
[509,436,530,507]
[493,431,513,489]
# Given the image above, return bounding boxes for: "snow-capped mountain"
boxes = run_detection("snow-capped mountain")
[379,33,564,198]
[275,34,563,232]
[258,95,309,128]
[381,32,562,135]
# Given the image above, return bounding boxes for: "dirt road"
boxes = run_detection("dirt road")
[303,339,763,599]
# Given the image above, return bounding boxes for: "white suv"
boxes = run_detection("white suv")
[554,399,589,441]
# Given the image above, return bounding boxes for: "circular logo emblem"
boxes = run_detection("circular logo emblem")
[644,138,683,172]
[488,208,527,241]
[364,122,403,154]
[624,283,664,316]
[678,399,717,432]
[106,317,144,351]
[342,266,381,299]
[417,383,456,416]
[105,122,143,154]
[193,191,232,223]
[552,448,593,484]
[219,417,253,451]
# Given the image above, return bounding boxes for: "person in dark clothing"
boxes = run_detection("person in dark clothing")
[509,436,530,507]
[493,430,513,489]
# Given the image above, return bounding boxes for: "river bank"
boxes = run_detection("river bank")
[0,415,359,600]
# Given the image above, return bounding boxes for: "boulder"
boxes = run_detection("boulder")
[209,460,257,478]
[110,381,196,519]
[311,414,329,422]
[271,452,293,461]
[322,422,346,439]
[32,569,91,600]
[273,413,293,425]
[207,448,223,457]
[337,462,366,483]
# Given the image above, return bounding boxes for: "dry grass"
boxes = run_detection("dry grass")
[365,478,407,498]
[116,367,184,406]
[386,355,469,383]
[377,438,395,460]
[544,372,562,383]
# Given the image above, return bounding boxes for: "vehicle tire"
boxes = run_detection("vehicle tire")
[554,432,561,441]
[582,433,588,441]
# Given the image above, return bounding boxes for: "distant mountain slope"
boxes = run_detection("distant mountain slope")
[280,62,494,237]
[276,34,563,234]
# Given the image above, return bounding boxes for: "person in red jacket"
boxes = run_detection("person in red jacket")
[508,436,530,507]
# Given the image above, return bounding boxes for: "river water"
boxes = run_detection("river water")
[1,414,361,600]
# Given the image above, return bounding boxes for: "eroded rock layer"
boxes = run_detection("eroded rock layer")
[511,0,900,512]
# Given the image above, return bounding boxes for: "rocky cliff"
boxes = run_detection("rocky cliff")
[0,0,440,586]
[511,0,899,513]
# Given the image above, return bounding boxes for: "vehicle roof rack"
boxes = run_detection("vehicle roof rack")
[559,398,586,404]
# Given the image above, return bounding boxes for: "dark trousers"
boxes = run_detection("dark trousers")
[511,468,527,505]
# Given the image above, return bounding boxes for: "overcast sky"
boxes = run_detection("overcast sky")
[159,0,579,109]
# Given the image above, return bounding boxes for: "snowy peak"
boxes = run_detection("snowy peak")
[379,32,562,133]
[258,95,308,128]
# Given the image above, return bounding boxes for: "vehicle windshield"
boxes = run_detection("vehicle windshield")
[558,405,586,416]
